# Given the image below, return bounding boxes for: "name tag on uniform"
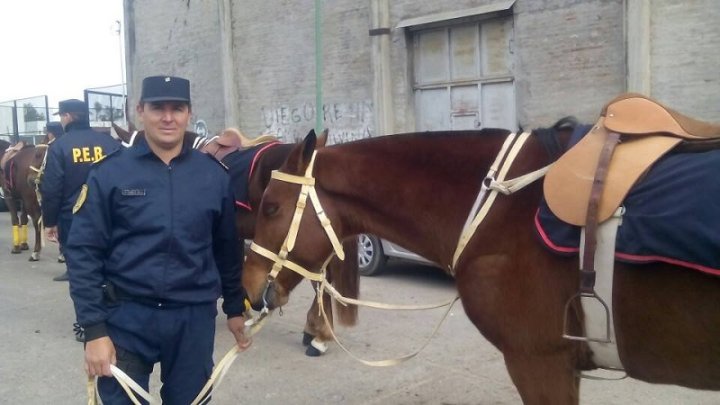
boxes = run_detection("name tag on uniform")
[121,189,146,196]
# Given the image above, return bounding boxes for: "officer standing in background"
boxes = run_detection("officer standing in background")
[41,121,65,263]
[45,121,64,144]
[41,99,120,282]
[64,76,251,404]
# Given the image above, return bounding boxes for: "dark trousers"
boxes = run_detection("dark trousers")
[97,301,217,404]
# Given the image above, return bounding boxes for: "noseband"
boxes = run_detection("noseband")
[249,151,346,310]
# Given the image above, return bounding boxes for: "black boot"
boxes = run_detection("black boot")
[52,271,69,282]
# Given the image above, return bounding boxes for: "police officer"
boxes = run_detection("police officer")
[45,121,64,144]
[64,75,252,404]
[41,99,119,281]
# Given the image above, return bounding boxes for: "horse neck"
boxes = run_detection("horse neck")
[314,131,545,269]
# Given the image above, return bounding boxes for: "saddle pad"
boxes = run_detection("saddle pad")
[544,117,681,225]
[220,142,279,211]
[536,146,720,277]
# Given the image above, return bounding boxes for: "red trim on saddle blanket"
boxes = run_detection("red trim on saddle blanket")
[534,209,720,277]
[234,141,280,212]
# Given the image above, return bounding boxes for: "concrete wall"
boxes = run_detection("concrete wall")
[651,0,720,121]
[125,0,226,135]
[232,0,374,144]
[124,0,720,137]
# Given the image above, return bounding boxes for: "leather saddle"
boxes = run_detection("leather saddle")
[545,93,720,226]
[201,128,279,162]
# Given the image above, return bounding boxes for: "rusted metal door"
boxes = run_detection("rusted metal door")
[414,18,516,131]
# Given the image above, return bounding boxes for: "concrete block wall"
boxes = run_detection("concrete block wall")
[232,0,373,144]
[125,0,226,135]
[651,0,720,121]
[514,0,625,127]
[125,0,720,139]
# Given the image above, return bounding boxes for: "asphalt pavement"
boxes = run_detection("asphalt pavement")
[0,214,718,404]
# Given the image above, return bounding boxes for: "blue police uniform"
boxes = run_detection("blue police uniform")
[65,136,245,404]
[40,121,119,246]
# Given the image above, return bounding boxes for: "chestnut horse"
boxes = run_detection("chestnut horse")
[1,143,48,260]
[112,124,359,356]
[242,128,720,404]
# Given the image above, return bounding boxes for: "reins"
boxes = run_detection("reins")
[87,314,270,405]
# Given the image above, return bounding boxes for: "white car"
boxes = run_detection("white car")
[357,234,434,276]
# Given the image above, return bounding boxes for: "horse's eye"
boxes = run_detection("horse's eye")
[263,203,279,217]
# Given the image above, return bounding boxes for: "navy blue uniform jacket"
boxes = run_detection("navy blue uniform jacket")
[65,138,245,339]
[40,122,120,227]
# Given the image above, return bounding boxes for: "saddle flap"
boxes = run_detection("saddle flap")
[544,120,681,226]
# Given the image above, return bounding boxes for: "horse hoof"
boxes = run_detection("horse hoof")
[302,332,314,346]
[20,243,29,251]
[57,255,66,263]
[28,254,39,262]
[11,247,21,254]
[305,346,323,357]
[305,338,328,357]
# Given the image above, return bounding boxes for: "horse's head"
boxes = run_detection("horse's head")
[26,145,48,187]
[243,128,337,311]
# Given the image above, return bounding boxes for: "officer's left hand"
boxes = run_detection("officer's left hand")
[227,316,252,351]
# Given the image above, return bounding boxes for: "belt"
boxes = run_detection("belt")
[114,288,186,309]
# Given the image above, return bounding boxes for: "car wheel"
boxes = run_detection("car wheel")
[357,234,387,276]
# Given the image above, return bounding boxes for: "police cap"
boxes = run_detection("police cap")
[46,121,64,136]
[54,99,87,115]
[140,76,191,104]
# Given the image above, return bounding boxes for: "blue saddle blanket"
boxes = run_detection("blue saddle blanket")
[535,129,720,277]
[220,142,279,211]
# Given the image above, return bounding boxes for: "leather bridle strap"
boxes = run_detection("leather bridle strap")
[452,131,549,269]
[249,151,345,284]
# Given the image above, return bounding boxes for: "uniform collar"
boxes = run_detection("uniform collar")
[131,135,192,160]
[64,121,91,132]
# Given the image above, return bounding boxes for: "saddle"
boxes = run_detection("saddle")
[1,142,26,171]
[545,93,720,226]
[202,128,279,162]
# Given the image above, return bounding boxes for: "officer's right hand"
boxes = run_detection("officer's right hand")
[85,336,116,377]
[45,226,58,243]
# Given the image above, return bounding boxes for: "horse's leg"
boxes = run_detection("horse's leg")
[19,201,29,250]
[6,196,22,254]
[456,250,582,405]
[28,205,41,262]
[303,281,334,357]
[503,350,580,405]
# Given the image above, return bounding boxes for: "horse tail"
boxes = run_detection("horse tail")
[330,236,360,327]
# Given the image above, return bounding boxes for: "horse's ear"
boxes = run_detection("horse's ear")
[112,123,129,142]
[300,129,318,166]
[316,129,328,148]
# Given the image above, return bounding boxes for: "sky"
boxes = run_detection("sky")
[0,0,125,108]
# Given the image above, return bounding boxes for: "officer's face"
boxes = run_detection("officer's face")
[137,101,191,150]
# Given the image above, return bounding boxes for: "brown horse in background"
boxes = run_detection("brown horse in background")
[113,124,359,356]
[0,143,48,261]
[242,128,720,404]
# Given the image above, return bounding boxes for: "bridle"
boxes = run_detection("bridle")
[249,151,345,313]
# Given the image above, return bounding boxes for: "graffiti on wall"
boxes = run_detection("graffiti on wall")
[261,100,374,144]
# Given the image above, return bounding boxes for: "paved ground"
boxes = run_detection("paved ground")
[0,214,718,404]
